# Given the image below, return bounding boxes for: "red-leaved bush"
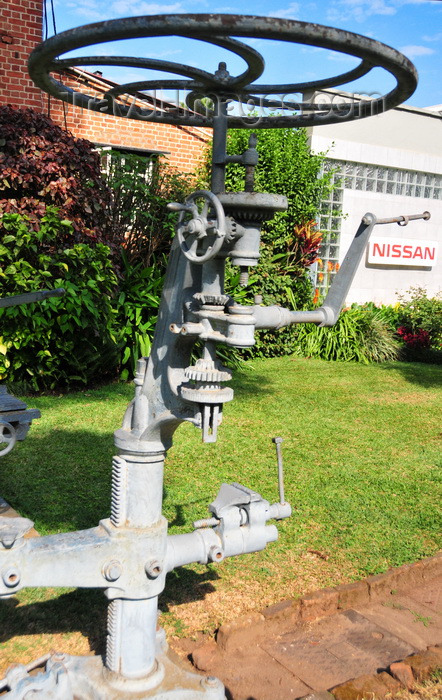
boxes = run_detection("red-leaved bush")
[397,326,431,349]
[0,105,111,245]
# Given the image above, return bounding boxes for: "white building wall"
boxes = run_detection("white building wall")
[339,189,441,305]
[308,98,442,305]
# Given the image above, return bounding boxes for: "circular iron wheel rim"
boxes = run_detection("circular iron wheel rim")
[0,422,16,457]
[28,13,418,128]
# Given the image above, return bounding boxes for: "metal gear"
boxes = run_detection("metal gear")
[184,358,232,383]
[181,358,233,404]
[193,293,230,307]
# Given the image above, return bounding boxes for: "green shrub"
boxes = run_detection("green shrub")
[396,287,442,351]
[293,306,400,364]
[0,208,118,390]
[115,250,163,381]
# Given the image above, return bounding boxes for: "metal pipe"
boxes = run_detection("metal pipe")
[210,96,228,195]
[104,450,166,679]
[0,288,65,309]
[320,214,376,325]
[123,452,165,528]
[364,210,430,226]
[272,437,285,504]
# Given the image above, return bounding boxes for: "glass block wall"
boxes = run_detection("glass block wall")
[311,160,442,297]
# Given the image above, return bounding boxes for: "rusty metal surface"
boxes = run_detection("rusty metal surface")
[28,14,417,129]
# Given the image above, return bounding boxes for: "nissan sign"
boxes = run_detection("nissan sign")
[368,237,438,267]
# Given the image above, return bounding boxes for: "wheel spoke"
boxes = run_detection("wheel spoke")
[188,238,199,254]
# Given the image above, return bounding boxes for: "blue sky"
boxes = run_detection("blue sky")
[46,0,442,109]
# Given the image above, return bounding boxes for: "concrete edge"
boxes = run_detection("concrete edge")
[0,498,40,538]
[213,552,442,652]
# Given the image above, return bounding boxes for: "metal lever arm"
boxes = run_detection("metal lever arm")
[253,209,431,329]
[0,288,65,309]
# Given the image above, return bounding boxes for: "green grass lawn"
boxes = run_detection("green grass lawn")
[0,357,441,670]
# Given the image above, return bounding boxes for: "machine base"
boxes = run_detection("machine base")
[0,631,225,700]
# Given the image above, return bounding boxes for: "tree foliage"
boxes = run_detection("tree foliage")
[224,128,333,252]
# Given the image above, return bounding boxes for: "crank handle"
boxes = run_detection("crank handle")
[167,201,197,215]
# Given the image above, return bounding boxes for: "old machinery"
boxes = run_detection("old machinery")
[0,14,423,699]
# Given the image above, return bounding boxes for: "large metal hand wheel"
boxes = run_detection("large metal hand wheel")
[168,191,226,264]
[28,15,417,129]
[0,422,16,457]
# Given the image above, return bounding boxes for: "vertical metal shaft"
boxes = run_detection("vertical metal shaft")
[106,597,158,679]
[210,97,228,195]
[105,450,166,679]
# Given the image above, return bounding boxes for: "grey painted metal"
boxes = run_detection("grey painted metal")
[363,210,431,226]
[272,437,285,505]
[28,15,417,129]
[2,13,425,699]
[0,287,64,309]
[170,190,227,263]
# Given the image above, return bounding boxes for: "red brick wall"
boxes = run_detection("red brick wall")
[0,0,44,112]
[0,0,211,173]
[47,96,210,173]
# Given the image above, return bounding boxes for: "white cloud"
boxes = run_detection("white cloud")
[399,44,437,58]
[147,48,182,58]
[328,0,439,22]
[327,51,358,62]
[66,0,104,20]
[422,32,442,42]
[271,3,301,19]
[328,0,397,23]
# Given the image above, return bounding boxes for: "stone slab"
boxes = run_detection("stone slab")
[407,575,442,612]
[355,583,442,649]
[261,609,416,692]
[209,646,312,700]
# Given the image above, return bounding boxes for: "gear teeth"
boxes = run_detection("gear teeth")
[184,358,232,384]
[181,358,233,405]
[194,293,229,306]
[181,385,234,404]
[106,599,122,672]
[110,456,127,528]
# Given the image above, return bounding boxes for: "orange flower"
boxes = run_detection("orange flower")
[327,261,333,272]
[318,273,324,282]
[317,259,323,269]
[313,288,320,304]
[335,262,340,272]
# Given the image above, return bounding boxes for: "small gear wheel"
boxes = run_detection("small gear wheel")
[193,293,230,307]
[184,358,232,383]
[181,358,234,405]
[181,384,234,405]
